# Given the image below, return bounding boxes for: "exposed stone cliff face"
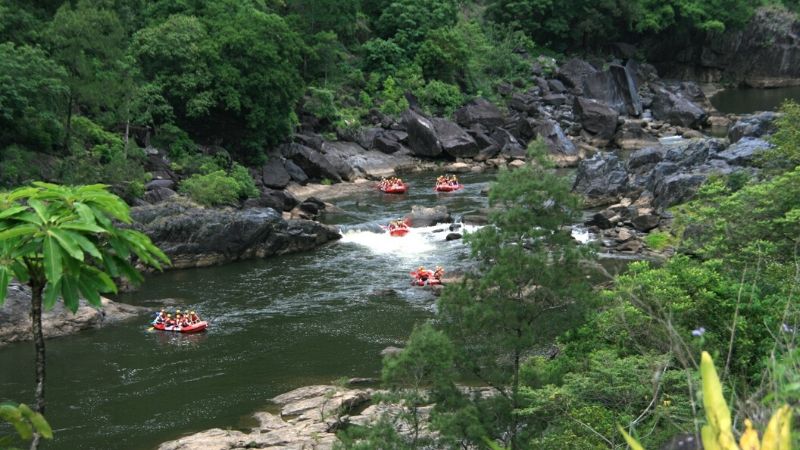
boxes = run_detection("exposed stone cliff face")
[649,6,800,87]
[131,198,341,269]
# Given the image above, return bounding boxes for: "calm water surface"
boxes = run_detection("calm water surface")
[711,85,800,114]
[0,171,501,450]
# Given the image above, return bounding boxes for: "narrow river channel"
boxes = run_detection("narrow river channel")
[0,171,498,450]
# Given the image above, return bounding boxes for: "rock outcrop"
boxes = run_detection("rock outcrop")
[0,283,146,346]
[132,198,341,269]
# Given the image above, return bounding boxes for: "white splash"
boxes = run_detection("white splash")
[571,226,592,244]
[339,223,482,258]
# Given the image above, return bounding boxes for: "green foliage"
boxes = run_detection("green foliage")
[131,2,305,156]
[486,0,757,51]
[416,80,463,117]
[415,27,469,86]
[150,123,196,159]
[374,0,458,55]
[0,402,52,447]
[304,87,339,124]
[764,99,800,172]
[377,76,410,116]
[0,146,43,187]
[0,42,68,152]
[361,38,406,75]
[179,163,257,206]
[643,231,673,250]
[0,182,169,308]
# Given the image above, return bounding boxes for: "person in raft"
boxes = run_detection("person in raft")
[447,174,459,186]
[188,311,201,325]
[433,265,445,281]
[414,266,431,281]
[152,309,167,325]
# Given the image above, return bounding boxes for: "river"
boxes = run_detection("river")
[0,171,499,450]
[710,85,800,114]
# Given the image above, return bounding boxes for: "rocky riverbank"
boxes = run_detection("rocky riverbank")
[0,283,148,346]
[158,383,495,450]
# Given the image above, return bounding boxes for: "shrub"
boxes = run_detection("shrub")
[179,163,258,206]
[151,124,197,158]
[179,170,241,206]
[643,231,672,250]
[0,145,41,187]
[417,80,463,117]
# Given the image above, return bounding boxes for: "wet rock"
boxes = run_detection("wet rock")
[132,198,341,269]
[321,141,417,179]
[293,133,324,151]
[652,173,707,209]
[442,162,472,173]
[582,64,642,116]
[547,79,566,93]
[508,90,541,115]
[536,119,578,157]
[573,153,629,203]
[143,187,176,204]
[283,160,309,185]
[372,133,403,154]
[712,137,771,166]
[405,205,451,227]
[380,346,403,357]
[258,189,299,212]
[627,147,665,171]
[262,158,291,189]
[543,94,567,106]
[146,179,175,191]
[402,109,442,157]
[650,86,707,128]
[615,121,659,150]
[454,98,505,129]
[573,97,619,140]
[432,118,479,158]
[631,210,661,232]
[616,240,642,253]
[728,112,778,143]
[557,58,597,94]
[491,129,527,159]
[0,283,147,346]
[445,233,462,241]
[280,143,342,183]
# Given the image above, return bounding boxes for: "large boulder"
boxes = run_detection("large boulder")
[557,58,597,94]
[321,141,417,179]
[614,120,659,150]
[508,90,541,115]
[650,86,707,128]
[405,205,451,227]
[582,64,642,116]
[280,143,342,183]
[402,109,442,157]
[283,160,309,185]
[432,118,479,158]
[454,98,505,128]
[573,153,630,203]
[491,128,527,159]
[728,111,778,143]
[132,198,341,269]
[627,147,665,171]
[261,158,291,189]
[0,283,146,346]
[711,137,771,166]
[573,97,619,140]
[536,119,578,156]
[652,173,708,209]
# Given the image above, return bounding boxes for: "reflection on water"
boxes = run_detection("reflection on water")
[711,86,800,114]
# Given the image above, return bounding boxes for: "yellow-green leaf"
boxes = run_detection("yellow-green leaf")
[761,405,792,450]
[700,351,736,449]
[43,235,63,284]
[617,425,646,450]
[739,419,760,450]
[49,229,83,261]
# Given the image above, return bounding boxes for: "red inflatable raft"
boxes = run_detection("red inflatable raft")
[153,321,208,333]
[434,183,463,192]
[412,277,442,286]
[379,183,408,194]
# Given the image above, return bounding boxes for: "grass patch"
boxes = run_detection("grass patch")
[643,231,673,250]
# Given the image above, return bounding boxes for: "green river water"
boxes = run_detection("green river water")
[0,171,509,450]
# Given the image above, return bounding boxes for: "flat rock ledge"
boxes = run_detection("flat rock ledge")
[159,384,500,450]
[0,283,147,346]
[158,385,419,450]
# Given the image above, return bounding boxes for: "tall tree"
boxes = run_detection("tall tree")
[131,1,305,157]
[46,0,128,146]
[0,43,68,152]
[0,182,169,449]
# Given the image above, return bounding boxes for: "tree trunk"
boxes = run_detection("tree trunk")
[63,94,74,154]
[29,282,45,450]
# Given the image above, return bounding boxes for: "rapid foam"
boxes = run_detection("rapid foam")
[339,223,481,257]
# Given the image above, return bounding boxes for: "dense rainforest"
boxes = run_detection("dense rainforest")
[1,0,799,449]
[1,0,796,197]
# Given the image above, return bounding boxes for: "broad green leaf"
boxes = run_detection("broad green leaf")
[27,199,49,223]
[10,261,29,284]
[49,229,83,261]
[0,266,9,305]
[73,202,97,225]
[17,404,52,439]
[76,276,101,306]
[60,221,106,234]
[0,205,28,219]
[63,230,101,259]
[0,224,39,241]
[61,275,80,312]
[43,235,63,284]
[0,403,22,422]
[43,279,61,310]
